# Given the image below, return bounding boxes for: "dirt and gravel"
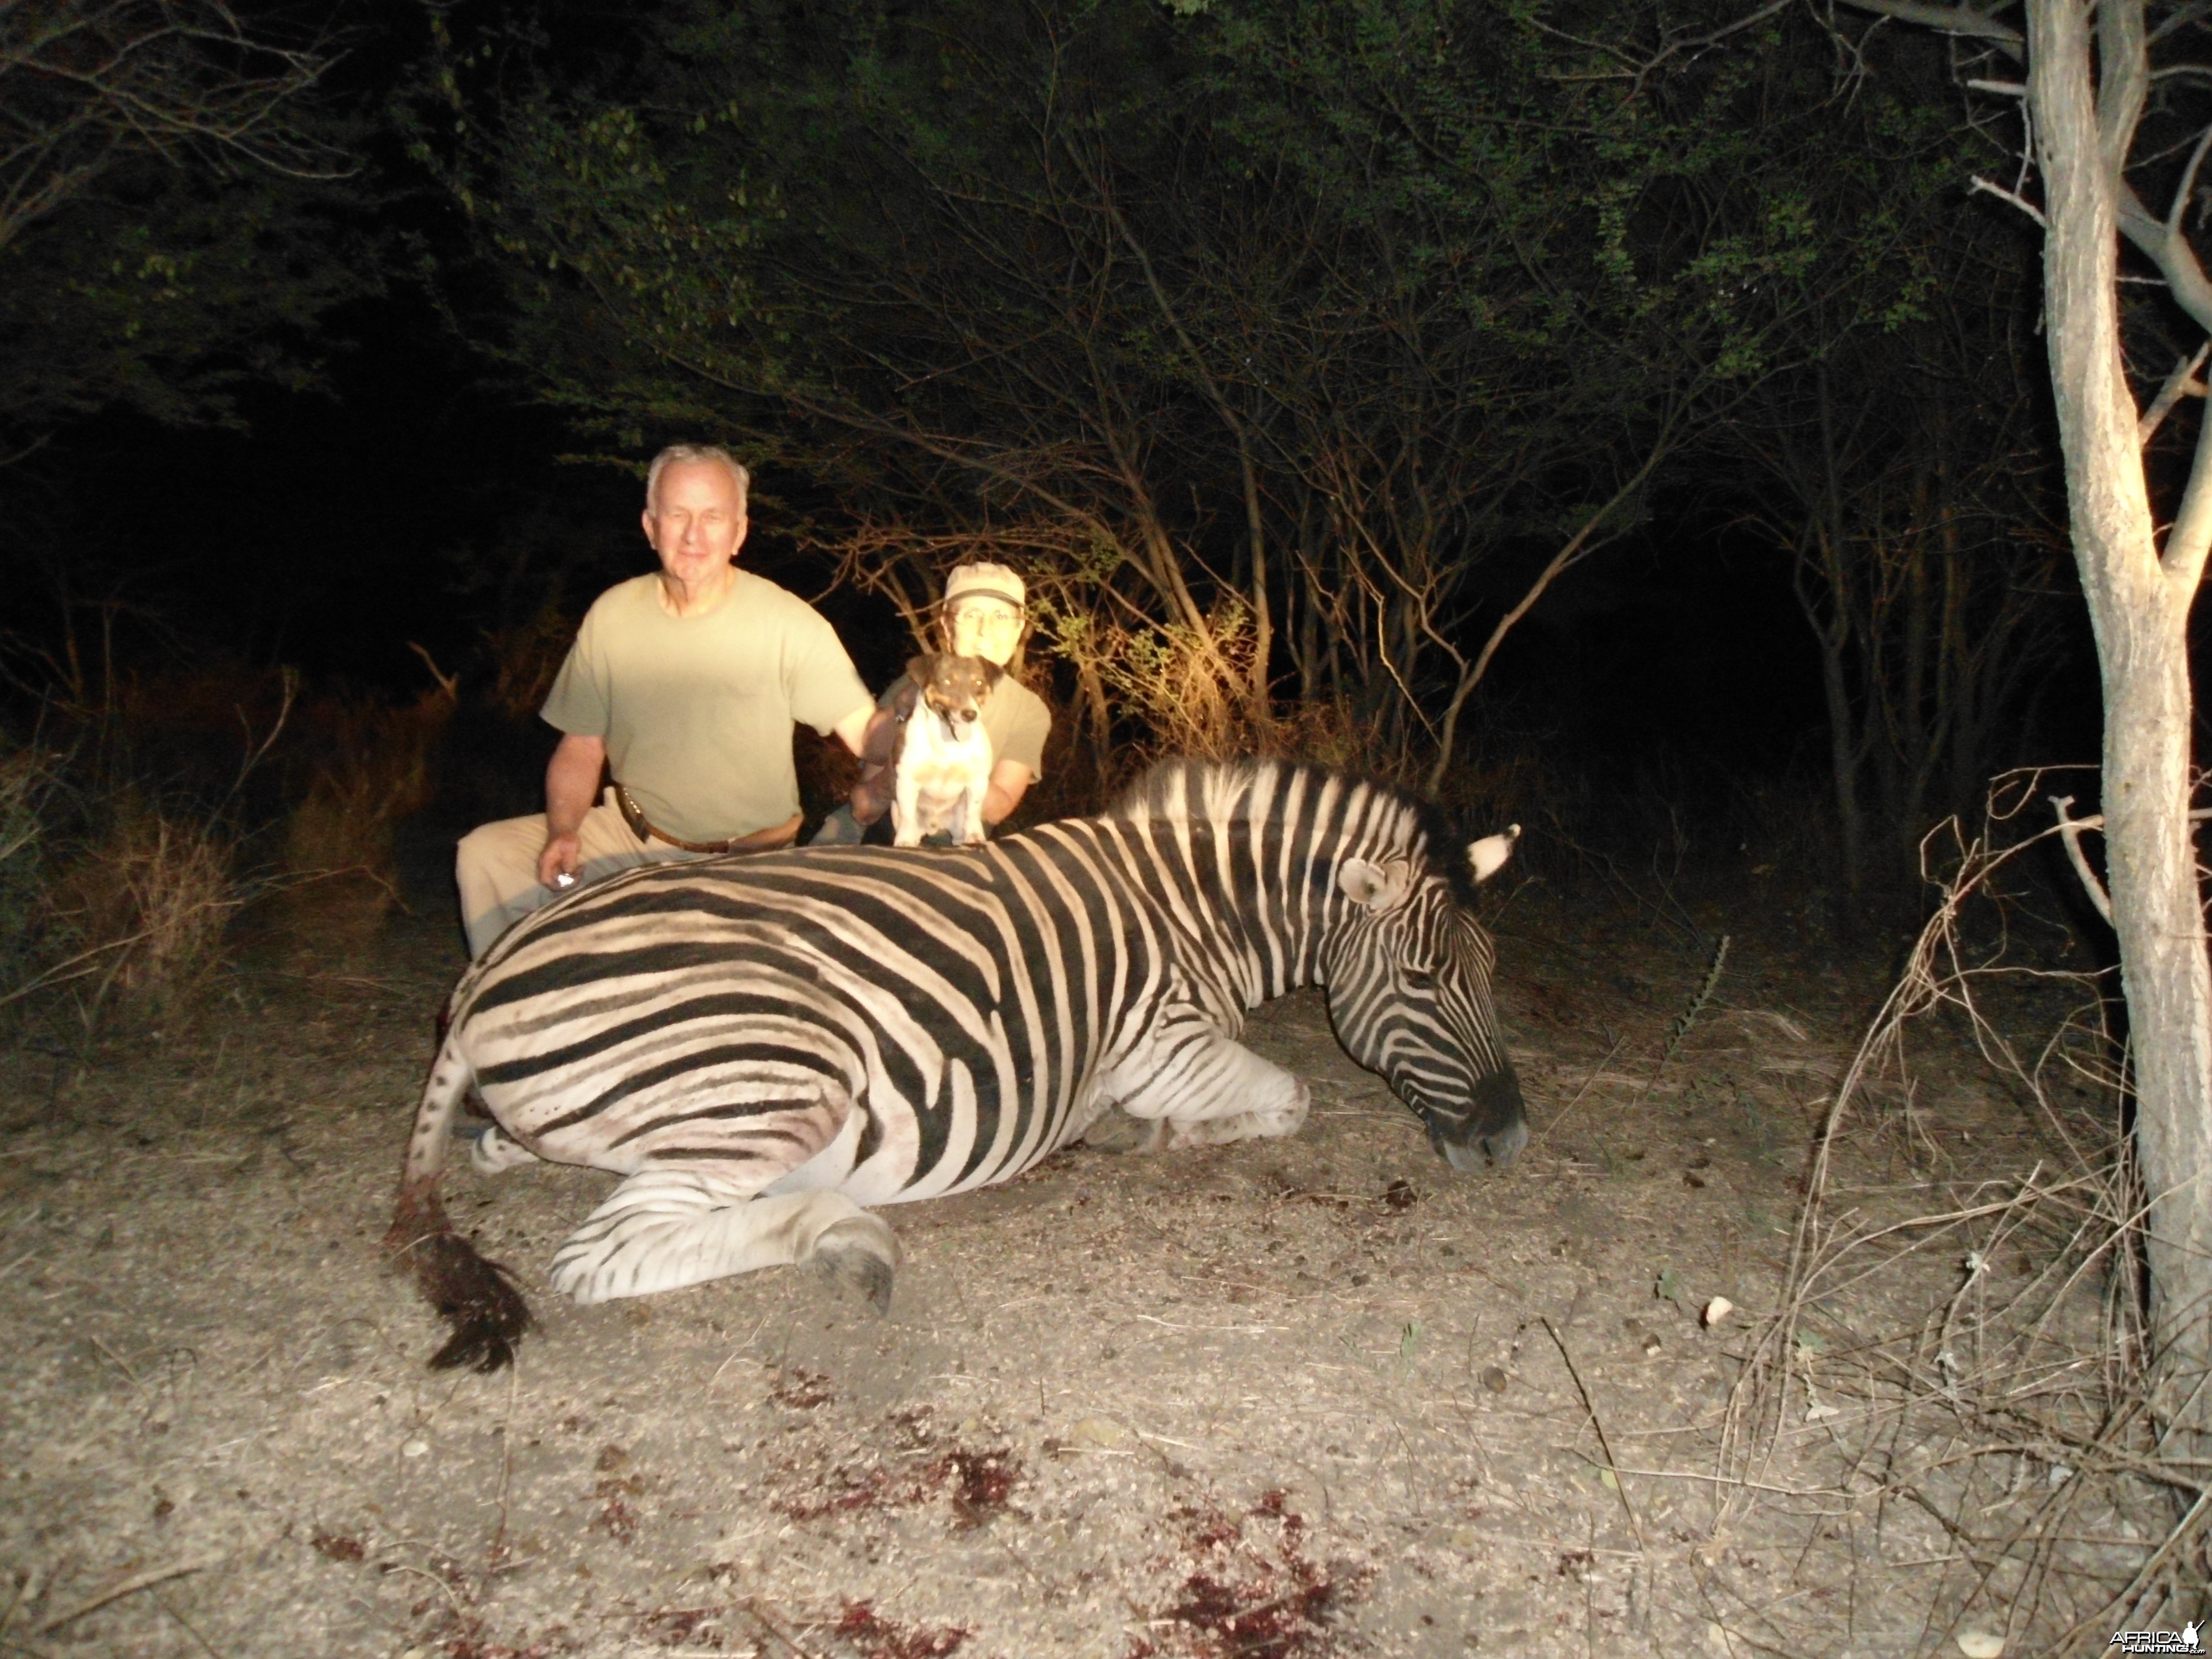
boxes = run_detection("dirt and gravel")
[0,872,2170,1657]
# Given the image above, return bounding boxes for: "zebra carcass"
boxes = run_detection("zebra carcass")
[386,759,1528,1370]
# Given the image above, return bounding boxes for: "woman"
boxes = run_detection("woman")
[813,562,1052,844]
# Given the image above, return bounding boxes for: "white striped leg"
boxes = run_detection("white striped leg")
[1101,1016,1313,1150]
[548,1173,899,1309]
[469,1125,542,1176]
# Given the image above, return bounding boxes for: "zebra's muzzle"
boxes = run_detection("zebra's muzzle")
[1417,1067,1527,1171]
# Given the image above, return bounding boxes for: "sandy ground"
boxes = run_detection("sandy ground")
[0,885,2174,1657]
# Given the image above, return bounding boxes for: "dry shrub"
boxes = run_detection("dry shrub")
[43,798,242,1025]
[1258,697,1388,778]
[482,604,577,723]
[0,745,57,987]
[1708,787,2204,1651]
[282,684,455,886]
[1039,598,1260,773]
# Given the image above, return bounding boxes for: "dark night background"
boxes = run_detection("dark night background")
[0,0,2174,961]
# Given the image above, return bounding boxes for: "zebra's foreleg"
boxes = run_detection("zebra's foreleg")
[548,1173,899,1309]
[1101,1021,1313,1150]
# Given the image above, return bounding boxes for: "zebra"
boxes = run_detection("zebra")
[387,758,1528,1370]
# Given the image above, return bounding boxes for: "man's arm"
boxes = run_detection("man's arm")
[832,701,875,758]
[982,758,1034,826]
[538,733,608,886]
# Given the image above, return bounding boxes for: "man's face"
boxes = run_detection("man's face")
[643,459,748,589]
[947,598,1023,666]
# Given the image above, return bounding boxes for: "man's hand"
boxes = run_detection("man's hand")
[538,832,582,890]
[541,732,607,890]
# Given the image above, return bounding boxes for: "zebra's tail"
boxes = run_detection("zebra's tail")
[383,1033,532,1372]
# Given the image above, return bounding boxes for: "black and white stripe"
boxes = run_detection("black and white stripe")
[390,759,1527,1367]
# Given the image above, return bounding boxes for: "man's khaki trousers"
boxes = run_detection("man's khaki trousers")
[455,787,702,958]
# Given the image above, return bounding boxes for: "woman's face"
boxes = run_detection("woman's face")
[947,598,1024,666]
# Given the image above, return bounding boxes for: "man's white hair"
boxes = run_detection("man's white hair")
[645,444,750,513]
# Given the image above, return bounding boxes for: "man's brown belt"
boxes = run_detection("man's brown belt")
[613,784,800,855]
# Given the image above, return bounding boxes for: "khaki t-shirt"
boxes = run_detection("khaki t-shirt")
[542,571,870,843]
[980,675,1051,781]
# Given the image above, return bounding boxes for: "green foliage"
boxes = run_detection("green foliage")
[0,1,375,452]
[0,161,374,446]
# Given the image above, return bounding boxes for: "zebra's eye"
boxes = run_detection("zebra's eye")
[1404,968,1438,990]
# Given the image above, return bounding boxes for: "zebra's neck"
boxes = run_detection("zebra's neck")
[1099,760,1422,1008]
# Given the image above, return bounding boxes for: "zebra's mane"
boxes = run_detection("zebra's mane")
[1105,757,1485,907]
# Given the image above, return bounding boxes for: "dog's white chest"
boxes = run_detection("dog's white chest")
[894,709,994,844]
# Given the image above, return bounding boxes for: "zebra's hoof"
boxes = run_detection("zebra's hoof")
[813,1215,899,1313]
[548,1249,608,1305]
[1077,1111,1166,1155]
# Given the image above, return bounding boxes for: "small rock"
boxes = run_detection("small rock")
[400,1438,429,1458]
[1702,1297,1735,1327]
[1956,1631,2005,1658]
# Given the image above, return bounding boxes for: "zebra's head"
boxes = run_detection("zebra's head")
[1322,825,1528,1171]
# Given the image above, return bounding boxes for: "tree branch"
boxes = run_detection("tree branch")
[2139,342,2210,444]
[2050,796,2114,924]
[1835,0,2023,54]
[2163,367,2212,596]
[1971,174,2048,225]
[2117,180,2212,336]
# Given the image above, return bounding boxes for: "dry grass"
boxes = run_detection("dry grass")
[0,744,58,986]
[31,796,244,1026]
[1705,800,2206,1651]
[480,605,575,724]
[281,682,455,888]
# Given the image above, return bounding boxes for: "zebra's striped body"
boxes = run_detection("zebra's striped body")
[390,760,1526,1369]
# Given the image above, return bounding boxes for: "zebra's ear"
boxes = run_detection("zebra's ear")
[1338,857,1415,910]
[1466,825,1522,884]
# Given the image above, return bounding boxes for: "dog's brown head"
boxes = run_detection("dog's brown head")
[907,653,1000,736]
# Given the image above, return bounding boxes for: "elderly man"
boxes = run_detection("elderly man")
[456,444,874,957]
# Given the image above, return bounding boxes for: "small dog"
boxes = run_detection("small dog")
[891,653,999,847]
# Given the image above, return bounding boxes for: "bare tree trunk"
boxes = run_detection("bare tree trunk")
[1792,520,1868,892]
[2030,0,2212,1452]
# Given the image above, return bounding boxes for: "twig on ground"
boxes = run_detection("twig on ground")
[33,1556,225,1636]
[735,1599,822,1658]
[1543,1317,1645,1552]
[1531,1036,1627,1148]
[156,1596,226,1659]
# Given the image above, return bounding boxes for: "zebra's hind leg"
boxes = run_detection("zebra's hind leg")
[1102,1016,1313,1151]
[468,1125,541,1176]
[547,1172,900,1310]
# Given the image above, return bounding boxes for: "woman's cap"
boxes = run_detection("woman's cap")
[943,562,1026,613]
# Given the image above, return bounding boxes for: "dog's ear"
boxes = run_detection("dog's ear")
[978,659,1004,686]
[904,655,933,687]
